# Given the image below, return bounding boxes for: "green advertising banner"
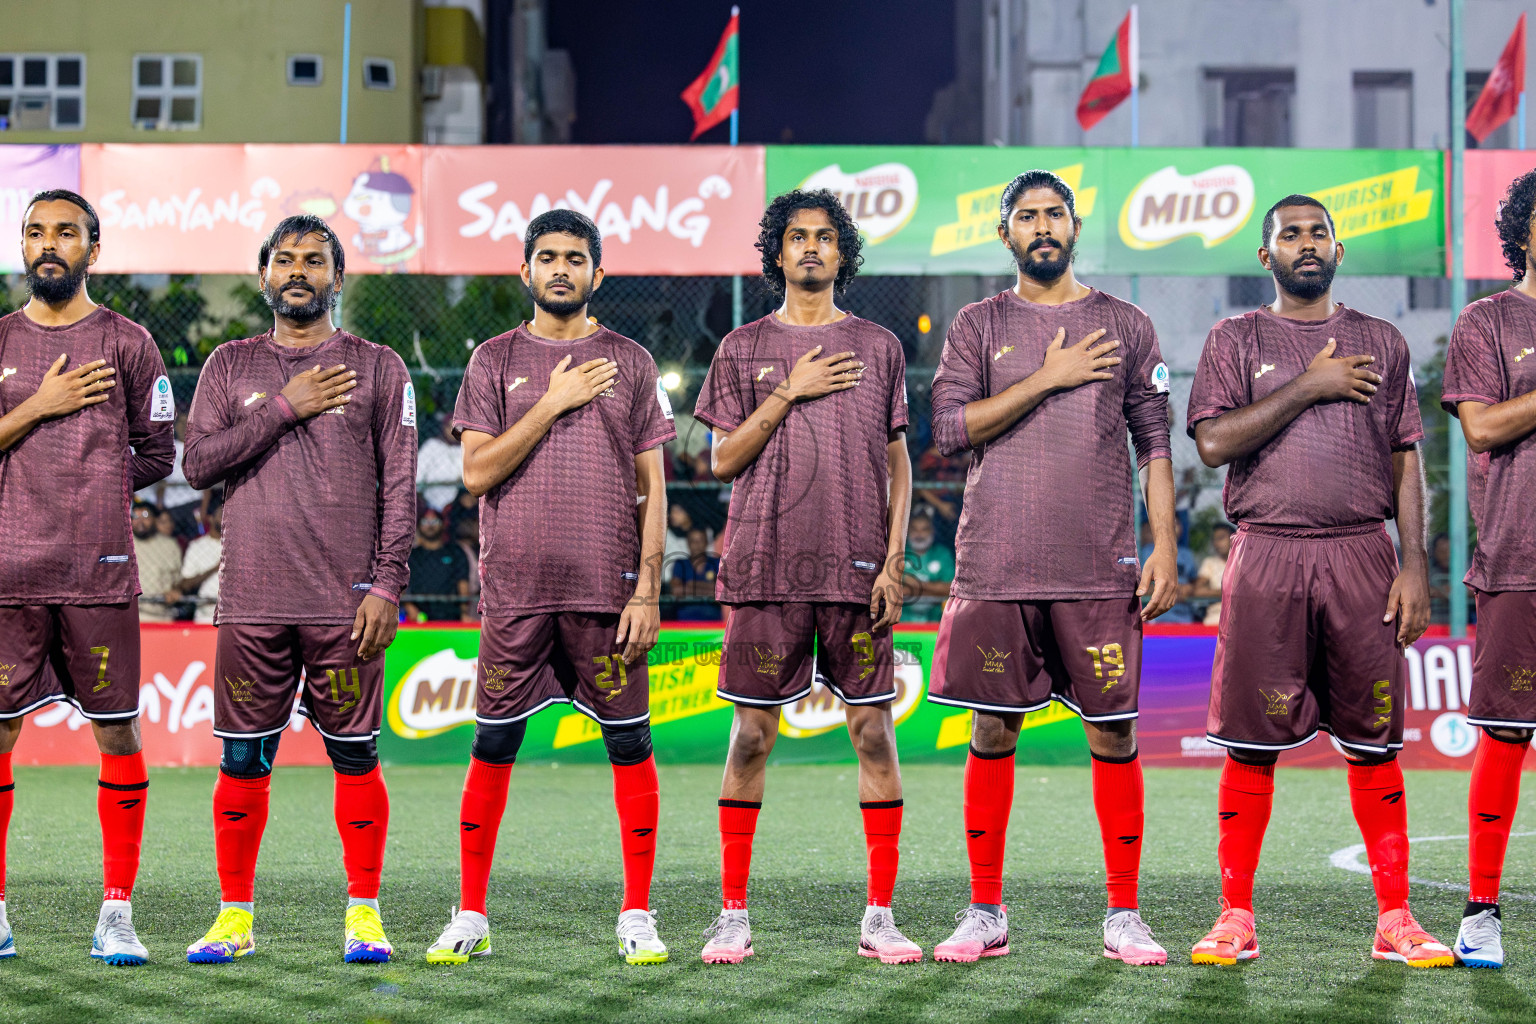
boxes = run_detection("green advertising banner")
[377,626,1089,767]
[764,146,1444,277]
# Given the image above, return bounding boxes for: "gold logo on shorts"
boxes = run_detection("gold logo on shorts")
[977,647,1012,674]
[225,676,257,703]
[0,664,14,687]
[1260,688,1294,716]
[753,645,787,676]
[482,662,512,694]
[1505,665,1536,693]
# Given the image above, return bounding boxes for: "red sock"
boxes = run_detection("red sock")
[458,758,511,916]
[1468,733,1529,904]
[861,800,903,907]
[1092,753,1144,910]
[334,765,389,900]
[0,752,12,902]
[719,799,760,910]
[1347,758,1410,915]
[98,751,148,902]
[213,772,270,903]
[612,756,659,912]
[964,746,1015,905]
[1217,758,1274,912]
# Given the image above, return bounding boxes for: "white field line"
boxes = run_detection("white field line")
[1328,831,1536,901]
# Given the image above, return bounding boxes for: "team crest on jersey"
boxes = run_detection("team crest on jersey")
[992,346,1015,362]
[1516,347,1536,363]
[0,664,14,686]
[1506,665,1536,693]
[756,366,775,382]
[150,374,175,421]
[601,375,619,399]
[226,676,257,703]
[508,377,529,392]
[482,662,512,693]
[1150,361,1170,392]
[977,647,1011,674]
[1260,688,1294,716]
[243,391,267,407]
[753,645,787,677]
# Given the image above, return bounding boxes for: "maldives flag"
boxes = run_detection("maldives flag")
[681,8,740,140]
[1077,8,1136,131]
[1467,13,1526,144]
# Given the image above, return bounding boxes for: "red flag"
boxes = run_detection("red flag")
[1077,8,1136,131]
[1467,13,1526,143]
[680,10,740,141]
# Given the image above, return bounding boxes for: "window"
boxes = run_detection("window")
[1465,70,1514,149]
[1227,277,1272,308]
[1204,69,1294,147]
[288,54,323,86]
[0,53,86,131]
[363,58,396,91]
[133,54,201,130]
[1354,72,1413,148]
[1408,277,1449,310]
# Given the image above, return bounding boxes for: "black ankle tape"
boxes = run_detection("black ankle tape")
[968,744,1016,760]
[1090,750,1139,765]
[859,799,904,809]
[718,799,762,809]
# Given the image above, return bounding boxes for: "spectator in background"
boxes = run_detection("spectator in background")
[1428,531,1452,624]
[901,512,954,622]
[132,500,183,622]
[1139,517,1200,623]
[445,485,479,539]
[404,507,472,622]
[154,506,184,552]
[135,412,209,538]
[455,512,482,616]
[1191,522,1233,626]
[416,414,461,510]
[669,527,721,621]
[668,406,714,481]
[663,504,715,574]
[179,503,224,624]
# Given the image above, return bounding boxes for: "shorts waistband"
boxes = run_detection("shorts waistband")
[1238,521,1387,540]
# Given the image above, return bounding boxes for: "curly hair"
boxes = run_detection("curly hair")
[1496,169,1536,282]
[755,189,863,301]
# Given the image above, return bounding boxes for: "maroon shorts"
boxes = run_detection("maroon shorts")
[1468,590,1536,729]
[477,612,649,726]
[1208,523,1404,756]
[717,602,896,707]
[0,603,141,721]
[927,596,1142,721]
[214,623,383,741]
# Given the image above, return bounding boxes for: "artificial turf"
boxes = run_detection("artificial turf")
[0,763,1533,1023]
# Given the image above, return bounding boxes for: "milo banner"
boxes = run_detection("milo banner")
[764,146,1445,277]
[9,626,1489,772]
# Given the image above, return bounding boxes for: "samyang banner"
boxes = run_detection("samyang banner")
[764,145,1445,277]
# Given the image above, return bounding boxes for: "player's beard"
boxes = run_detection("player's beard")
[531,277,593,317]
[25,253,89,304]
[263,277,336,322]
[1271,251,1338,302]
[1009,232,1076,284]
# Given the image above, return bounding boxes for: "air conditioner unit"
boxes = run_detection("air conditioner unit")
[420,65,444,100]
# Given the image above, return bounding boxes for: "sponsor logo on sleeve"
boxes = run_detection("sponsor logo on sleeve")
[402,381,417,427]
[992,345,1015,362]
[1515,347,1535,363]
[150,375,175,422]
[508,376,529,391]
[1150,361,1170,393]
[1254,363,1276,379]
[656,376,674,419]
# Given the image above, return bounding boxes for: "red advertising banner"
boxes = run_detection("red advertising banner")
[81,144,428,275]
[421,145,764,275]
[11,625,327,768]
[1461,149,1536,280]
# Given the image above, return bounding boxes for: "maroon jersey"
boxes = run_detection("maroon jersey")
[1442,288,1536,591]
[453,325,675,616]
[182,331,417,624]
[693,314,909,604]
[1186,305,1423,529]
[929,289,1171,601]
[0,307,174,605]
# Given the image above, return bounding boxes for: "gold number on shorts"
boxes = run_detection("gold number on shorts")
[1372,679,1392,726]
[90,646,111,693]
[851,631,876,681]
[593,655,628,702]
[1086,643,1125,693]
[326,668,361,714]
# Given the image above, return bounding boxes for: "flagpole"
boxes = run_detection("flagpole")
[1449,0,1469,637]
[1521,91,1528,149]
[1129,5,1140,308]
[730,6,743,330]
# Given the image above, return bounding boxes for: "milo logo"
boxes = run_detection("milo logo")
[798,162,919,245]
[1118,164,1254,251]
[388,648,480,739]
